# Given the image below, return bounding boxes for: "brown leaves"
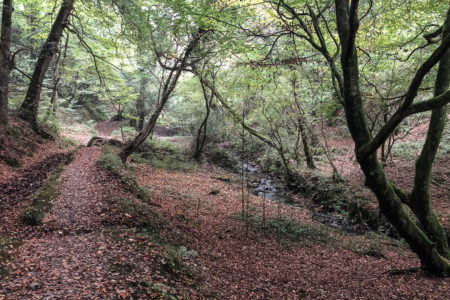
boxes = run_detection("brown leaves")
[1,132,449,299]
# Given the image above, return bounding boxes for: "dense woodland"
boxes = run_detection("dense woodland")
[0,0,449,298]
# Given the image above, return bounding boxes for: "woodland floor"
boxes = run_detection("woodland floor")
[0,121,449,299]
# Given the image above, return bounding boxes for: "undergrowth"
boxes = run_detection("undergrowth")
[131,138,195,172]
[21,150,78,225]
[232,213,405,258]
[232,214,335,247]
[97,145,151,201]
[161,244,198,277]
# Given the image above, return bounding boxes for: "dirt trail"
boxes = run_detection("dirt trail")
[0,147,130,299]
[96,121,120,139]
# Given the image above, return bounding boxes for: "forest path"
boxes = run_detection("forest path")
[0,147,139,299]
[95,121,119,139]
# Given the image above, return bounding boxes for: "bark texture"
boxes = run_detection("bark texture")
[0,0,13,125]
[335,0,450,276]
[410,8,450,259]
[19,0,74,126]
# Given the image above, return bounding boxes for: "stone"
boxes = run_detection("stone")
[30,282,41,290]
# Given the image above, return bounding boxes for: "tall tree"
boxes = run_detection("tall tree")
[119,29,208,163]
[335,0,450,275]
[0,0,13,125]
[19,0,74,128]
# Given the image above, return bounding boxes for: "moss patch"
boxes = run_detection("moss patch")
[21,164,65,225]
[0,236,23,278]
[131,139,195,172]
[232,214,335,247]
[98,145,152,202]
[21,149,77,225]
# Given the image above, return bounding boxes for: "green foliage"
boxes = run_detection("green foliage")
[3,156,21,168]
[234,214,335,247]
[111,126,137,142]
[131,138,195,172]
[97,145,124,173]
[97,146,151,201]
[61,136,78,146]
[209,186,220,195]
[38,113,62,138]
[144,282,178,300]
[22,165,65,225]
[161,244,198,277]
[390,141,422,160]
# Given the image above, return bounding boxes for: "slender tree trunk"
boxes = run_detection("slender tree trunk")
[19,0,74,127]
[291,72,315,169]
[203,78,278,149]
[44,48,61,121]
[298,118,315,169]
[48,32,69,116]
[194,75,213,160]
[119,29,206,163]
[0,0,13,125]
[136,76,146,131]
[335,0,450,275]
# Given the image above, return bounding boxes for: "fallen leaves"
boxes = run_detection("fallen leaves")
[0,132,448,299]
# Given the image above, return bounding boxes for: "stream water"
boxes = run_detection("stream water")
[243,163,286,201]
[243,162,362,234]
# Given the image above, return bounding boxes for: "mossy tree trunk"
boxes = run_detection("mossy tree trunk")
[410,12,450,259]
[19,0,74,128]
[335,0,450,276]
[0,0,12,125]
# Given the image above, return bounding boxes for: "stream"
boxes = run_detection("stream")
[243,162,363,234]
[243,163,287,201]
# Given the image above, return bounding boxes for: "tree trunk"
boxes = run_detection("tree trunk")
[0,0,13,125]
[136,75,146,131]
[19,0,74,126]
[119,29,207,163]
[194,75,213,160]
[44,47,62,122]
[335,0,450,275]
[298,119,315,169]
[410,9,450,259]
